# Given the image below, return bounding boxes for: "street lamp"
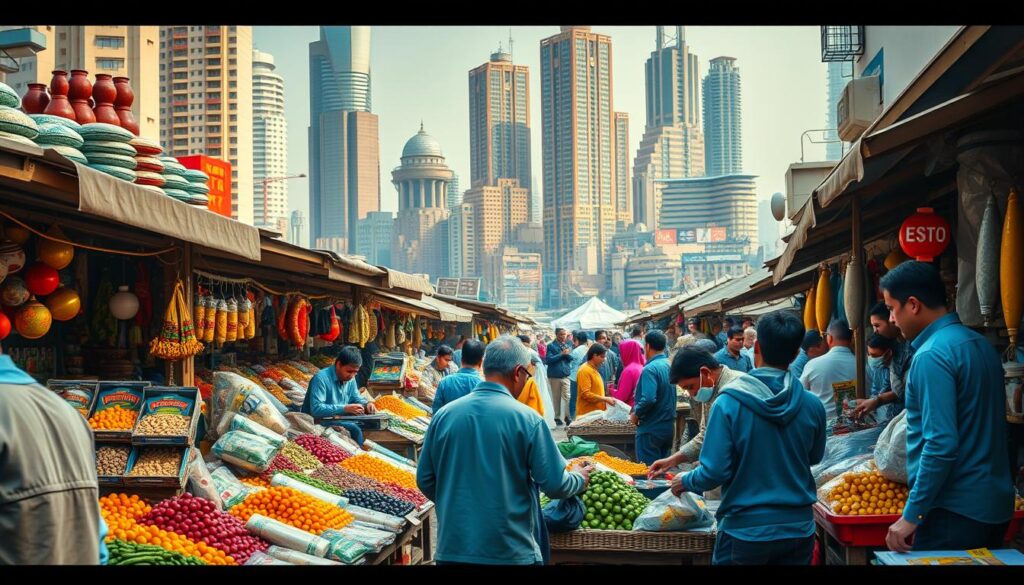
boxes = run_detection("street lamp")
[260,173,306,229]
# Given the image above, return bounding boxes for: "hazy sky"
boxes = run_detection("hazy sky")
[253,26,832,239]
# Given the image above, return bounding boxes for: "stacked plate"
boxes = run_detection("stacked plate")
[79,123,137,183]
[0,81,19,108]
[130,135,166,196]
[181,168,211,207]
[0,106,40,146]
[33,122,87,164]
[160,156,198,205]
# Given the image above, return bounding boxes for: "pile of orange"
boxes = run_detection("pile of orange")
[239,475,271,489]
[825,470,908,516]
[374,395,428,420]
[340,455,418,489]
[99,493,234,565]
[89,406,138,430]
[228,486,353,535]
[594,452,649,475]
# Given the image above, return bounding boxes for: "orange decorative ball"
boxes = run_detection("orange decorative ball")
[15,298,52,339]
[4,225,30,245]
[38,225,75,270]
[45,286,81,321]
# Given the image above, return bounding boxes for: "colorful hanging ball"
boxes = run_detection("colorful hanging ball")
[15,298,52,339]
[109,285,140,320]
[4,225,30,245]
[37,225,75,270]
[0,310,10,340]
[24,263,60,297]
[0,240,26,274]
[45,286,81,321]
[1,276,30,307]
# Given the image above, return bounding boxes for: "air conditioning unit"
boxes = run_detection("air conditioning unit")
[785,161,837,221]
[838,75,881,142]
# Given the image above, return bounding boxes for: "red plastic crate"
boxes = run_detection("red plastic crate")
[814,503,1024,548]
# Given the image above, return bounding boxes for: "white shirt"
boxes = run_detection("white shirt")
[799,346,857,419]
[741,346,755,366]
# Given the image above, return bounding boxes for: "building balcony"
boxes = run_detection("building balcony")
[206,97,221,105]
[172,30,187,40]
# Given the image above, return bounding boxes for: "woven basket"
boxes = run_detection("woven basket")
[549,528,715,553]
[567,423,637,437]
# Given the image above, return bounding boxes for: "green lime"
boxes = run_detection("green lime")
[586,513,594,521]
[600,508,610,517]
[614,513,623,522]
[581,521,590,529]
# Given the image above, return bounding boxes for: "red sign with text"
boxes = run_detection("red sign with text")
[899,207,950,261]
[177,155,232,218]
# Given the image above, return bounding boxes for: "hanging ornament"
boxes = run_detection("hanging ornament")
[4,225,30,245]
[883,248,910,271]
[0,240,26,274]
[24,262,60,297]
[15,297,52,339]
[149,280,204,360]
[37,225,75,270]
[0,310,10,340]
[45,286,81,321]
[109,285,140,320]
[1001,188,1024,350]
[815,267,833,333]
[1,276,30,307]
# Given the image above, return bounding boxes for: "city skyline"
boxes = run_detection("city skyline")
[254,26,831,247]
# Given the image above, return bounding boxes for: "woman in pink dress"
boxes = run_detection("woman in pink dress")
[611,339,646,407]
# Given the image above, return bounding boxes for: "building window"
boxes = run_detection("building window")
[95,36,125,49]
[96,57,125,70]
[207,58,221,66]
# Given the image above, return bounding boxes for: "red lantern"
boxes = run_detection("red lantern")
[899,208,951,262]
[24,263,60,297]
[0,310,10,340]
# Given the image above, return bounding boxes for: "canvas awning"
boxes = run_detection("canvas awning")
[683,268,773,318]
[550,297,627,331]
[371,291,475,322]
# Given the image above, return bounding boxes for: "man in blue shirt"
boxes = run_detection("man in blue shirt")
[881,262,1014,553]
[678,310,826,565]
[714,326,752,373]
[630,330,677,465]
[715,317,734,349]
[545,328,574,426]
[418,336,593,565]
[432,339,485,414]
[788,330,827,380]
[303,346,378,446]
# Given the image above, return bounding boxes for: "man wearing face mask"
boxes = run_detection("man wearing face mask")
[852,302,912,422]
[853,333,904,424]
[647,347,746,478]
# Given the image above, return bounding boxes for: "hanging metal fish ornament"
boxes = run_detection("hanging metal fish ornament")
[977,193,1002,326]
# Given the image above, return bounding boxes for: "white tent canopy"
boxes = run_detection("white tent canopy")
[550,297,628,332]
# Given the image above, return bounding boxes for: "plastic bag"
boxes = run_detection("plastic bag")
[816,459,877,504]
[285,412,319,435]
[337,524,396,553]
[244,550,293,565]
[811,425,884,485]
[632,489,714,532]
[557,436,600,459]
[542,496,585,533]
[319,530,373,564]
[874,410,908,484]
[812,453,874,488]
[224,413,287,448]
[265,545,341,566]
[187,449,224,509]
[602,398,632,423]
[245,514,330,557]
[208,463,250,509]
[212,430,281,473]
[213,372,291,437]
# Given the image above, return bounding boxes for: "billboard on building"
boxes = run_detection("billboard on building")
[655,229,677,246]
[694,227,728,243]
[178,155,232,218]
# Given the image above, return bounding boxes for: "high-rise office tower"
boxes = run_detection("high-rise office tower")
[703,56,742,177]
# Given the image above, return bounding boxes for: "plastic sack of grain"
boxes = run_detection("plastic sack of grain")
[319,530,373,565]
[265,545,341,566]
[344,504,406,533]
[269,473,348,507]
[207,461,251,508]
[212,430,281,473]
[245,514,330,557]
[333,524,395,553]
[213,372,291,436]
[226,413,287,448]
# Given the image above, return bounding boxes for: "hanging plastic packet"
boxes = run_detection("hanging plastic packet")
[226,298,239,343]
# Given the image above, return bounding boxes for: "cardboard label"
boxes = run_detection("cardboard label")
[94,385,145,413]
[141,393,195,417]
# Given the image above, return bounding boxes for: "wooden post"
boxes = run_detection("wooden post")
[181,243,195,387]
[852,196,867,399]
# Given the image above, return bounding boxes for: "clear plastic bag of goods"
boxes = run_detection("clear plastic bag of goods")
[324,429,362,456]
[632,490,714,532]
[213,372,291,436]
[212,430,281,473]
[602,398,632,423]
[265,545,341,566]
[873,410,909,484]
[207,462,251,508]
[334,524,396,553]
[364,450,418,476]
[816,459,877,504]
[812,453,874,488]
[245,513,331,557]
[187,449,224,509]
[319,530,373,565]
[224,413,287,448]
[344,504,406,533]
[269,473,348,507]
[810,425,884,485]
[284,412,318,435]
[243,550,294,565]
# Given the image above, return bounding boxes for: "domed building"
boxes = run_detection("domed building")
[391,124,454,280]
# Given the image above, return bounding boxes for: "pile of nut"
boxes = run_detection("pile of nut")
[569,417,637,431]
[136,413,191,436]
[127,447,181,477]
[96,445,131,476]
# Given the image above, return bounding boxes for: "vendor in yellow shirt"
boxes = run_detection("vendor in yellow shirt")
[576,343,617,417]
[517,335,546,417]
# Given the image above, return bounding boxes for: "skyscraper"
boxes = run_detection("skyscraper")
[447,172,462,209]
[160,26,254,224]
[614,112,631,225]
[2,26,160,138]
[703,56,742,177]
[356,211,394,266]
[308,26,380,254]
[825,61,851,161]
[391,124,453,281]
[540,26,616,304]
[252,49,288,232]
[289,210,305,246]
[465,178,530,295]
[658,174,758,250]
[633,26,705,230]
[449,203,476,278]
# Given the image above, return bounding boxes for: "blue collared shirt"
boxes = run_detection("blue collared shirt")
[714,347,752,373]
[303,366,368,419]
[417,381,585,564]
[568,344,589,382]
[0,355,37,385]
[632,354,676,429]
[903,313,1013,525]
[432,367,483,414]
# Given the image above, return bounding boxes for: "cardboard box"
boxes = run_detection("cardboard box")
[47,379,98,420]
[123,445,190,489]
[90,381,151,443]
[95,443,132,488]
[131,387,201,446]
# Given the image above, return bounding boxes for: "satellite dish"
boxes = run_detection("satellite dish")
[770,192,786,221]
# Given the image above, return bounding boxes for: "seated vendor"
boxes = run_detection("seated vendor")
[304,346,378,447]
[418,345,458,402]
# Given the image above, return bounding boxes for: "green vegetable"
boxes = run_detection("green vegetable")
[580,471,650,531]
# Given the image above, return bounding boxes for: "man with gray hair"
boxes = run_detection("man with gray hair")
[799,319,857,419]
[418,336,593,565]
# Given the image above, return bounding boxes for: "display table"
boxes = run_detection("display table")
[566,425,637,460]
[363,429,422,462]
[369,503,434,565]
[548,528,715,565]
